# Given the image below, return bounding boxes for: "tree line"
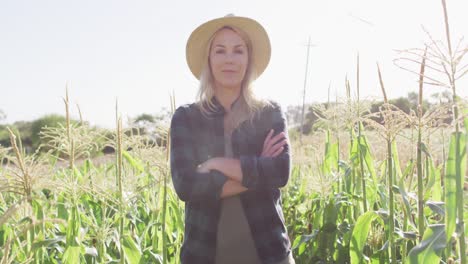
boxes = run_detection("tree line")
[0,109,171,155]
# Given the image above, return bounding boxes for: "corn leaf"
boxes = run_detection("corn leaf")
[122,150,145,174]
[322,130,339,175]
[408,224,445,264]
[63,246,82,264]
[463,104,468,133]
[123,234,142,264]
[444,132,466,244]
[350,211,383,264]
[424,157,442,201]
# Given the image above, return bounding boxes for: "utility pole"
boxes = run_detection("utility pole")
[299,37,315,143]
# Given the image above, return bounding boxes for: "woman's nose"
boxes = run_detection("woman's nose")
[224,51,236,62]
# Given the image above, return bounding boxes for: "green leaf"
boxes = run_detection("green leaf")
[395,230,418,241]
[425,159,442,202]
[444,132,466,243]
[419,142,431,157]
[462,103,468,134]
[292,230,319,255]
[63,246,82,264]
[82,158,95,176]
[391,141,402,180]
[408,224,445,264]
[322,130,339,175]
[317,201,338,260]
[32,236,65,251]
[32,199,44,220]
[66,206,80,246]
[401,156,415,180]
[426,201,445,216]
[57,193,68,220]
[357,132,379,206]
[350,211,383,264]
[73,166,83,181]
[394,182,416,230]
[123,234,142,264]
[123,150,145,174]
[360,136,377,182]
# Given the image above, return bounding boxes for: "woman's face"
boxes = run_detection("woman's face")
[209,28,249,91]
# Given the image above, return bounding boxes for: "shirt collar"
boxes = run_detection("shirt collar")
[209,95,241,116]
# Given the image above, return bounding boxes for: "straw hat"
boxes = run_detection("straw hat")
[186,14,271,80]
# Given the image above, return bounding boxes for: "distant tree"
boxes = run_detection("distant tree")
[0,121,34,150]
[129,109,172,146]
[30,114,67,150]
[406,91,432,113]
[286,103,321,135]
[407,91,418,107]
[0,109,5,121]
[134,113,156,124]
[131,113,156,135]
[303,104,321,134]
[0,125,8,147]
[286,105,303,127]
[430,90,452,103]
[389,97,412,114]
[429,91,453,124]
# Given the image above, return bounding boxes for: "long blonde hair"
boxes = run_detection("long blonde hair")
[196,26,269,133]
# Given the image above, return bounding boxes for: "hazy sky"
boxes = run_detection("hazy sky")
[1,0,467,128]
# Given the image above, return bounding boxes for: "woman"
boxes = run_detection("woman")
[170,14,295,264]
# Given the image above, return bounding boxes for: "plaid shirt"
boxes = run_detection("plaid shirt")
[170,97,292,264]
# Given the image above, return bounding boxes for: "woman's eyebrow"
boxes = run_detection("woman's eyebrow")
[213,44,246,48]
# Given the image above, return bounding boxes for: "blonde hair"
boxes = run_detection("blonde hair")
[196,26,270,133]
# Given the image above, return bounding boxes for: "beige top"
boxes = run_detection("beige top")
[215,130,295,264]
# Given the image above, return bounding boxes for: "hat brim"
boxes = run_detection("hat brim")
[186,16,271,80]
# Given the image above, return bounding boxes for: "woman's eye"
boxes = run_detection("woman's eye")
[215,49,225,54]
[235,49,244,54]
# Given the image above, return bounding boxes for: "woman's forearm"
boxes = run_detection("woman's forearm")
[220,180,248,198]
[208,157,243,182]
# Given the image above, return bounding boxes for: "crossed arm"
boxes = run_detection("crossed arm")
[170,105,290,203]
[196,130,288,198]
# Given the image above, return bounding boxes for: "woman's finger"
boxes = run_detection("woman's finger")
[262,130,275,156]
[263,138,288,157]
[263,130,283,152]
[262,131,287,156]
[270,139,288,155]
[263,129,274,149]
[270,132,286,145]
[262,145,274,156]
[271,146,284,157]
[267,135,287,152]
[265,133,285,152]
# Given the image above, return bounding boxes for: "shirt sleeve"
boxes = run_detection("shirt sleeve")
[239,102,291,190]
[170,106,228,202]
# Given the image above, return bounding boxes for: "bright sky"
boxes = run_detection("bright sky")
[1,0,467,128]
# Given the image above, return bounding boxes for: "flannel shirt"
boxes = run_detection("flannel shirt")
[170,96,292,264]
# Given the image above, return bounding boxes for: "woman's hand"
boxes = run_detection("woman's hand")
[261,129,288,157]
[197,157,242,182]
[196,159,213,173]
[196,129,287,175]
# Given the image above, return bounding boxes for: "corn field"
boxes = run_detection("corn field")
[1,1,468,264]
[0,93,467,264]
